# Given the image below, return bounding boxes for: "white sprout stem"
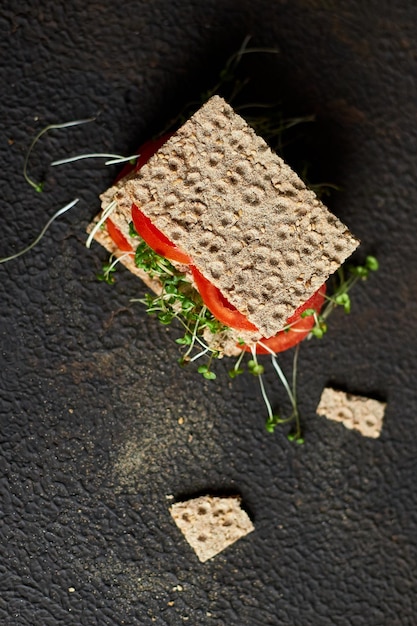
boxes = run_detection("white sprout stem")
[105,155,139,165]
[183,306,208,359]
[292,344,300,410]
[229,36,279,68]
[106,252,134,274]
[271,354,296,409]
[257,340,297,409]
[235,101,281,111]
[175,315,214,353]
[24,118,95,190]
[51,153,138,166]
[0,198,79,264]
[257,373,274,420]
[257,341,302,437]
[234,349,246,372]
[189,347,210,362]
[250,346,274,420]
[85,200,117,249]
[156,260,175,276]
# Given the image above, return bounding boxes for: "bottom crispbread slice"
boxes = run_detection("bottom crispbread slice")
[169,495,254,562]
[316,388,386,438]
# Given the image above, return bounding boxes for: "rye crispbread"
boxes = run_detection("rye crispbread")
[119,95,359,337]
[169,495,254,562]
[316,388,386,438]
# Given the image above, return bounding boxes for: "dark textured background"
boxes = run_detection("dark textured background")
[1,1,417,625]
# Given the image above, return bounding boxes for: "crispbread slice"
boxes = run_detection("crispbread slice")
[316,388,386,438]
[169,495,254,562]
[124,95,359,337]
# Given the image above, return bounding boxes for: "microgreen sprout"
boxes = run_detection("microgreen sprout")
[307,255,379,339]
[210,35,280,103]
[86,200,117,249]
[255,341,304,442]
[129,237,225,378]
[24,118,95,192]
[0,198,79,265]
[228,349,245,379]
[51,153,138,167]
[249,346,275,428]
[97,252,133,284]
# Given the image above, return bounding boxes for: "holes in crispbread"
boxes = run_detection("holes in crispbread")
[284,252,299,267]
[269,255,281,267]
[209,152,223,167]
[235,162,250,177]
[272,306,288,320]
[190,201,206,216]
[213,115,227,129]
[168,158,180,171]
[220,214,234,227]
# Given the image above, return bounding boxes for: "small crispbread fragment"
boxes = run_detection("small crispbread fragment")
[316,388,386,438]
[169,495,254,562]
[125,95,359,337]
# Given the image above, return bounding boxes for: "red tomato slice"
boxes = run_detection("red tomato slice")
[131,203,192,264]
[190,266,259,331]
[106,219,133,252]
[242,284,327,354]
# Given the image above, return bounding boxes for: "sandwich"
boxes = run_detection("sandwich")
[89,95,359,360]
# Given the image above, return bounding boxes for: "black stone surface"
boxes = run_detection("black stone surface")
[1,1,417,625]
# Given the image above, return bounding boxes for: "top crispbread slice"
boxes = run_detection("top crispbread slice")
[115,95,359,337]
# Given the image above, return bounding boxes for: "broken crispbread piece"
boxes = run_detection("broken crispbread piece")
[316,388,386,438]
[169,495,254,562]
[125,95,359,337]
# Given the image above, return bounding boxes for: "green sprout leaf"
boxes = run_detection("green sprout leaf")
[311,326,324,339]
[365,255,379,271]
[228,368,244,379]
[335,293,351,313]
[129,221,139,237]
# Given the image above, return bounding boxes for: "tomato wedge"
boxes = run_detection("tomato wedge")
[242,284,327,354]
[190,266,259,331]
[131,204,192,264]
[106,219,133,253]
